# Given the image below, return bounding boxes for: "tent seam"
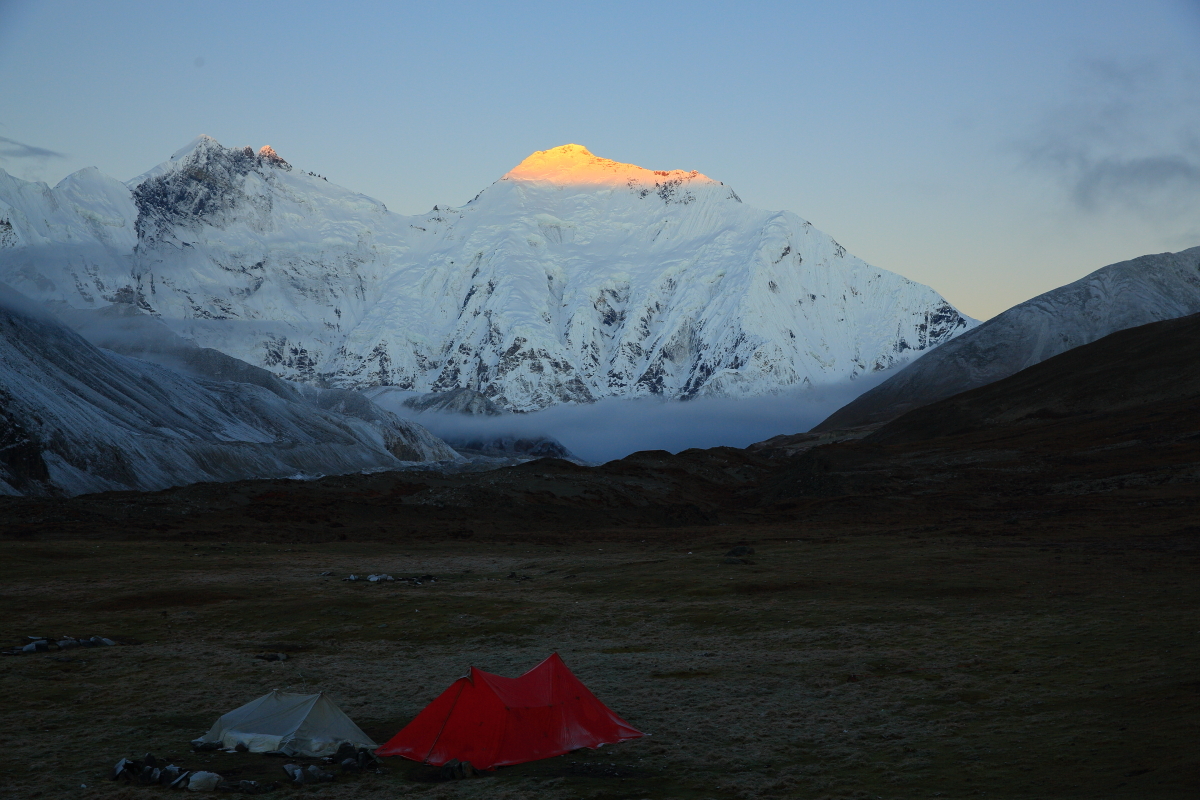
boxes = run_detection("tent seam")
[423,680,467,765]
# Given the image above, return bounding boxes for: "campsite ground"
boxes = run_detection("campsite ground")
[2,513,1197,799]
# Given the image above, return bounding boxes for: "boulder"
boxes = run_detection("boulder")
[110,758,134,781]
[187,771,222,791]
[305,764,334,783]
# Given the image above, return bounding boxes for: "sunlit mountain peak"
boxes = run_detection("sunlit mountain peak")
[503,144,715,187]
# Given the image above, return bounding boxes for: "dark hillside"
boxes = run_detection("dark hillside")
[869,311,1200,445]
[814,245,1200,432]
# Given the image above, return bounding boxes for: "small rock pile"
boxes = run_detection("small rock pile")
[282,743,379,785]
[341,573,437,585]
[3,635,118,655]
[281,763,333,784]
[109,753,275,793]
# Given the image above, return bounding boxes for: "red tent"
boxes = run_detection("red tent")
[376,653,643,769]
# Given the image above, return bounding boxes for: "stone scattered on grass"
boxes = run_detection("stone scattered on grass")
[340,573,437,585]
[111,758,134,780]
[307,764,335,782]
[285,763,335,784]
[6,635,118,655]
[110,755,223,792]
[186,770,221,791]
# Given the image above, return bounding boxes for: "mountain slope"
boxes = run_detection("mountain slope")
[0,285,458,497]
[814,246,1200,431]
[1,139,975,410]
[868,311,1200,444]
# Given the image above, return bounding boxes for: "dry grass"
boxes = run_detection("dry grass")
[1,527,1197,799]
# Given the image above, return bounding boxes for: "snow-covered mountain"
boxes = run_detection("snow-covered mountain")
[815,245,1200,431]
[0,138,975,410]
[0,284,458,497]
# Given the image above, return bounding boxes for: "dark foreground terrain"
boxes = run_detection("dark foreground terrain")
[2,316,1198,799]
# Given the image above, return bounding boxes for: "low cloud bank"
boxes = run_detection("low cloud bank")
[374,373,894,464]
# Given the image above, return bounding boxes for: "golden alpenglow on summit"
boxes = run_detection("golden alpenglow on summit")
[503,144,715,186]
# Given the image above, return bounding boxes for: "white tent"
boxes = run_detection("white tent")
[197,690,377,756]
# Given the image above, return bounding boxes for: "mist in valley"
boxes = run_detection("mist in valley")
[373,371,896,464]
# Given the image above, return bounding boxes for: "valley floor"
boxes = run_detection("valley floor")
[2,513,1197,799]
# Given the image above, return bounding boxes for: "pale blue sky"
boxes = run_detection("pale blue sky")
[2,0,1198,319]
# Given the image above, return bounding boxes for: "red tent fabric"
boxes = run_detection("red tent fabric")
[376,653,643,769]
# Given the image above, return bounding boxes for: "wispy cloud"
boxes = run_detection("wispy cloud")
[1017,57,1200,215]
[0,136,67,161]
[1070,154,1200,211]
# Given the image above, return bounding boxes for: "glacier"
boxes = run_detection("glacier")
[0,138,975,411]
